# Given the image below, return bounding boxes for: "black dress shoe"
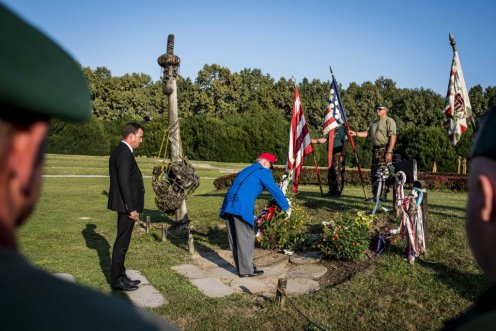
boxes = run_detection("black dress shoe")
[239,269,264,278]
[111,279,139,291]
[125,278,141,286]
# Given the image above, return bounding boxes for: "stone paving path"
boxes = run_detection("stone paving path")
[172,249,326,298]
[126,270,169,308]
[53,270,168,308]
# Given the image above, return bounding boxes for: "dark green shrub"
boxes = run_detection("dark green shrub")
[48,116,109,155]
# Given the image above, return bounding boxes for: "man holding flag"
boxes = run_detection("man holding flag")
[311,87,349,198]
[349,103,397,201]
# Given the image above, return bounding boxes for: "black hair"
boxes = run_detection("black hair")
[121,122,144,138]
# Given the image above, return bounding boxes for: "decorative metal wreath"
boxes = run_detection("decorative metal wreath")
[152,159,200,215]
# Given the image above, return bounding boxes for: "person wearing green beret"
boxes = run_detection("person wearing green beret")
[349,103,397,201]
[443,106,496,330]
[311,125,349,198]
[0,4,176,330]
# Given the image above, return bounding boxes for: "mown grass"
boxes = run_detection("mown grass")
[17,154,486,330]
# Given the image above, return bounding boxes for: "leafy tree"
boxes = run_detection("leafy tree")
[83,66,115,119]
[298,78,328,129]
[485,86,496,111]
[469,84,488,120]
[193,64,239,116]
[272,77,294,120]
[393,88,444,131]
[74,64,493,173]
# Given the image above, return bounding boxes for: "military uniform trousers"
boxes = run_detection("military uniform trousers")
[328,151,346,195]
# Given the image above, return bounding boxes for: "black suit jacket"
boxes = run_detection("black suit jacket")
[107,142,145,213]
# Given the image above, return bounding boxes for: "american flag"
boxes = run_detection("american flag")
[323,78,346,136]
[443,42,472,146]
[287,86,313,193]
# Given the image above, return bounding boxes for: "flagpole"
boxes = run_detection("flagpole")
[329,66,368,200]
[312,153,325,197]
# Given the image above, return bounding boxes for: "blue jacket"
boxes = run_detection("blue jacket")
[219,163,289,226]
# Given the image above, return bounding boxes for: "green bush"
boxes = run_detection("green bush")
[48,116,109,155]
[317,212,375,260]
[256,202,309,252]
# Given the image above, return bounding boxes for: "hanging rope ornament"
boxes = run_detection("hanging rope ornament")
[152,122,200,215]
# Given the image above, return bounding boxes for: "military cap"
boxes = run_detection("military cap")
[374,103,389,110]
[470,106,496,161]
[0,4,91,122]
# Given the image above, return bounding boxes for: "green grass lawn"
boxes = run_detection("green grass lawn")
[17,154,486,330]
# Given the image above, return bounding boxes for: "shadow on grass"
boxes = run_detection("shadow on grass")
[428,202,466,213]
[293,190,373,214]
[192,192,226,198]
[82,223,111,285]
[421,261,488,301]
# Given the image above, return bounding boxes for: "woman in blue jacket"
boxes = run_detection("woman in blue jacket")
[220,153,291,277]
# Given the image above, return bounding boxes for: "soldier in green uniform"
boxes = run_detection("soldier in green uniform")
[349,103,397,200]
[443,107,496,330]
[0,4,176,330]
[312,125,349,198]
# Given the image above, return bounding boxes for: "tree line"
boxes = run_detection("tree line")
[49,64,496,173]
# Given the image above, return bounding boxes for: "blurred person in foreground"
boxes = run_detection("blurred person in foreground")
[220,153,291,277]
[443,106,496,330]
[0,4,176,330]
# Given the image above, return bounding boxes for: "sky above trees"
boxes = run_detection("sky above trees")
[4,0,495,94]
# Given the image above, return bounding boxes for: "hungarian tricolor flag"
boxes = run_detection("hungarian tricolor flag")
[443,35,472,146]
[287,86,313,193]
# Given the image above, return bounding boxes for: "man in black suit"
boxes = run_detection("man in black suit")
[108,123,145,291]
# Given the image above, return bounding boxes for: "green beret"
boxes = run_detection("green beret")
[470,107,496,161]
[0,4,91,122]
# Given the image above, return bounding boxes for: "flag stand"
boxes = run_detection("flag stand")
[329,66,368,200]
[312,152,325,197]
